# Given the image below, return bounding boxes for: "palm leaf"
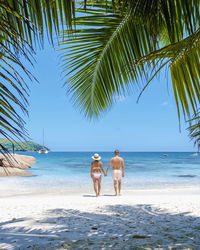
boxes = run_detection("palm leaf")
[137,28,200,120]
[0,22,34,148]
[0,0,74,44]
[59,0,200,119]
[59,1,160,118]
[0,0,75,154]
[188,112,200,150]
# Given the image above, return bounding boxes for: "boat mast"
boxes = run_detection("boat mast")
[43,129,44,148]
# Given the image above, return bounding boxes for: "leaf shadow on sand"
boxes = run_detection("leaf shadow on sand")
[0,204,199,249]
[83,194,116,197]
[82,194,96,197]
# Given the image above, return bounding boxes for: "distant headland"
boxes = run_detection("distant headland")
[0,138,50,152]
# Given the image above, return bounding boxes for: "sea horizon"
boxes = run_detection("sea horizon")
[14,150,198,153]
[1,151,200,197]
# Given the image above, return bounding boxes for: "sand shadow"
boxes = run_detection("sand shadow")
[82,194,96,197]
[102,194,116,197]
[0,204,199,249]
[82,194,116,197]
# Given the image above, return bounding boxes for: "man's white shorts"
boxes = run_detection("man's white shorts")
[112,170,122,181]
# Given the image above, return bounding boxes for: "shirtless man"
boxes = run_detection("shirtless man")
[106,150,124,196]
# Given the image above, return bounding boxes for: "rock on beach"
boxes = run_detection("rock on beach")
[0,153,36,177]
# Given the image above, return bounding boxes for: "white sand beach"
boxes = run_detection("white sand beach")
[0,188,200,249]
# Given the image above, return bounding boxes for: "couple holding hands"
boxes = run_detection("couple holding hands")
[90,150,125,197]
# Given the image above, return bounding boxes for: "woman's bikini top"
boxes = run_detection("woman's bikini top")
[93,165,101,171]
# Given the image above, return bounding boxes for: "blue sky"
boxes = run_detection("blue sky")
[21,39,196,152]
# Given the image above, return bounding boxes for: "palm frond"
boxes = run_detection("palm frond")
[59,0,200,119]
[0,0,75,154]
[59,2,159,118]
[137,28,200,120]
[0,0,74,45]
[0,22,34,148]
[188,112,200,150]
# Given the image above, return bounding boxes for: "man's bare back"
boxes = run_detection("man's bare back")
[111,156,124,171]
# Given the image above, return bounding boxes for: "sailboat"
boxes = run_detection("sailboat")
[38,130,49,154]
[38,148,49,154]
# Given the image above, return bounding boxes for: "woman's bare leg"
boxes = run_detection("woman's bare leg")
[97,177,102,196]
[92,178,98,197]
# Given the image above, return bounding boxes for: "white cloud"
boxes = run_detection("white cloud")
[115,95,126,102]
[161,101,168,106]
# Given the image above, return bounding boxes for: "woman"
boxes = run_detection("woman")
[91,153,106,197]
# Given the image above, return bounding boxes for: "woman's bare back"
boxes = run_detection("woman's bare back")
[91,161,102,173]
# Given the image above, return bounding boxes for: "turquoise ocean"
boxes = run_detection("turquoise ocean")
[1,152,200,195]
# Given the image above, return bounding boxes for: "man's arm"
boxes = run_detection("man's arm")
[121,159,125,177]
[100,162,106,176]
[106,159,112,175]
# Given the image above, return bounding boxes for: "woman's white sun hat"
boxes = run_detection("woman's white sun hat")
[92,153,101,161]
